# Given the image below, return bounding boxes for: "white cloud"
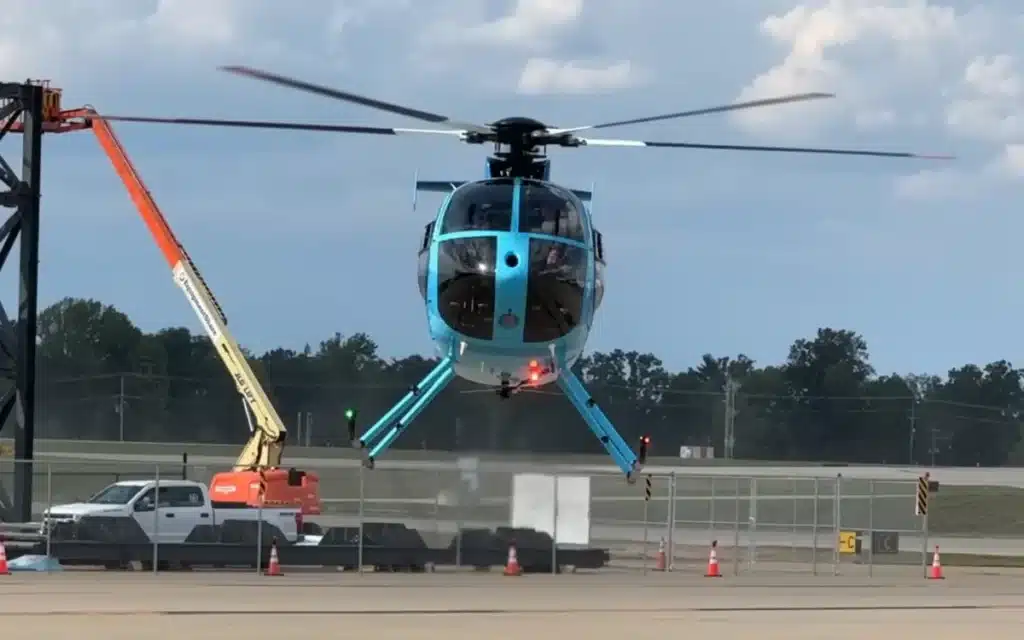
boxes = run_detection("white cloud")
[517,58,638,95]
[732,1,965,137]
[422,0,584,52]
[945,55,1024,141]
[854,109,897,129]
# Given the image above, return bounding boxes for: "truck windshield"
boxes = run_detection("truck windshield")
[88,484,142,504]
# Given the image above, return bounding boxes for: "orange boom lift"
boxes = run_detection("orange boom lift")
[4,80,320,515]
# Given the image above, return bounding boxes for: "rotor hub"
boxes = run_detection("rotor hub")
[486,117,550,149]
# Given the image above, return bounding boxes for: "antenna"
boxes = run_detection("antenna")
[412,168,419,212]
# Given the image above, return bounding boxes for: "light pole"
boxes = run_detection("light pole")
[905,379,919,465]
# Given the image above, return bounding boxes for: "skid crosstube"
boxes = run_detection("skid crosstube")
[557,367,640,479]
[356,355,456,468]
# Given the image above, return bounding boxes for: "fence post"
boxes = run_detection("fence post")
[811,476,820,576]
[152,465,160,574]
[709,475,716,542]
[642,474,650,574]
[551,471,559,575]
[256,468,264,575]
[921,475,930,579]
[732,477,740,576]
[45,461,52,569]
[432,469,441,537]
[832,473,842,576]
[790,477,799,561]
[666,472,677,570]
[357,462,365,574]
[867,478,875,577]
[748,476,757,571]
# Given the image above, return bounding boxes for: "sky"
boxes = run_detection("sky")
[0,0,1021,379]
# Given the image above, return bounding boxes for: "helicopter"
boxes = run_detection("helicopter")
[100,66,951,482]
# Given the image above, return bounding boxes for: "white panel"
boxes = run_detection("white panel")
[555,475,590,545]
[511,473,591,546]
[511,473,554,535]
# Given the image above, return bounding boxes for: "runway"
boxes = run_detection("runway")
[3,571,1023,639]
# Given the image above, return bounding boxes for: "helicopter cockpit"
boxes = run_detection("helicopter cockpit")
[427,179,592,343]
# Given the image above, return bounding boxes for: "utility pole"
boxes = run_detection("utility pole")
[907,396,917,465]
[723,375,739,459]
[117,374,125,442]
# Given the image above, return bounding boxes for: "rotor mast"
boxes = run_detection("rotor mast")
[472,117,555,179]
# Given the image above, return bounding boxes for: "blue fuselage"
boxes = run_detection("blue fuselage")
[417,177,605,386]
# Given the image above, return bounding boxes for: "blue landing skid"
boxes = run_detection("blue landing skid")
[557,368,640,481]
[355,355,456,468]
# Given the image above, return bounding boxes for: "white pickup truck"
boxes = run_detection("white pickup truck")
[42,479,303,544]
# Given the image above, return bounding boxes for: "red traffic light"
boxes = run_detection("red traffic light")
[642,436,650,444]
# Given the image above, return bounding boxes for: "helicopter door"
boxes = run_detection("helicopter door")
[592,229,605,310]
[417,222,434,299]
[420,221,435,252]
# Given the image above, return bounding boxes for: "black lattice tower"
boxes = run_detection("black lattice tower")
[0,81,86,521]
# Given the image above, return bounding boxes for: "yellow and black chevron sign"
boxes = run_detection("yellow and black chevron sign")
[644,475,652,502]
[915,474,929,516]
[258,469,267,501]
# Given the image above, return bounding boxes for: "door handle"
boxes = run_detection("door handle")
[164,513,175,518]
[200,513,210,519]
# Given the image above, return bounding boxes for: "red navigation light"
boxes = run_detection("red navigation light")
[529,371,540,382]
[529,360,538,369]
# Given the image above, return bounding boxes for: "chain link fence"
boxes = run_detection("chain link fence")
[0,457,935,575]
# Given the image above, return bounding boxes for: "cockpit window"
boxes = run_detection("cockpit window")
[518,181,586,242]
[439,179,515,234]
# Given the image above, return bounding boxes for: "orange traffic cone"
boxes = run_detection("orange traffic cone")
[265,538,282,577]
[928,545,944,580]
[654,538,667,571]
[503,542,522,576]
[0,539,9,576]
[704,540,722,578]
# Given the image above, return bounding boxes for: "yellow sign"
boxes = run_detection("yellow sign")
[839,531,858,554]
[0,442,12,457]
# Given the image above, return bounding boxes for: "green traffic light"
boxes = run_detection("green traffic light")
[345,409,354,420]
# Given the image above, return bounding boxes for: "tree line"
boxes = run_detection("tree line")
[15,297,1024,467]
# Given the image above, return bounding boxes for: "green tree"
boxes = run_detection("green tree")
[12,297,1023,467]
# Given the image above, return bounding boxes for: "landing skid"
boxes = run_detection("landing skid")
[557,367,641,481]
[355,354,639,482]
[354,355,456,468]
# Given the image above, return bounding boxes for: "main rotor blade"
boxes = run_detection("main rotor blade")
[220,65,493,135]
[576,137,954,160]
[93,115,467,138]
[549,93,835,135]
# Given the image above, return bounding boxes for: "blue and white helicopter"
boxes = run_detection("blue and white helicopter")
[104,66,950,482]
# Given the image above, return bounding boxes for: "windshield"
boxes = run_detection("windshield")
[88,483,143,505]
[439,179,515,234]
[518,181,586,242]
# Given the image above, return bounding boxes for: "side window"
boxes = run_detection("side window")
[163,486,206,508]
[593,229,605,263]
[134,488,156,511]
[420,221,434,253]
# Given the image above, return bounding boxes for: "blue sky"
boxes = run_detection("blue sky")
[0,0,1021,378]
